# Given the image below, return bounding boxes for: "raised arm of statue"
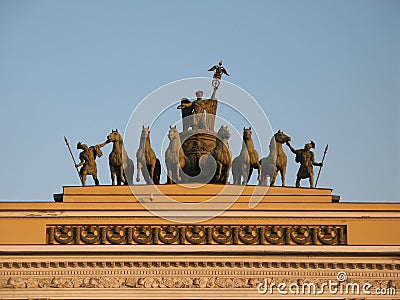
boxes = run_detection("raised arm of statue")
[98,141,109,148]
[286,141,297,154]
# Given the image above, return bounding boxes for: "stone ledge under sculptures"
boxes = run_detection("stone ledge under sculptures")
[47,225,347,245]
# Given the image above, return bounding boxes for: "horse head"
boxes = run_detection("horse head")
[217,125,231,140]
[140,125,150,140]
[107,129,122,143]
[274,130,291,144]
[168,125,179,141]
[243,127,252,140]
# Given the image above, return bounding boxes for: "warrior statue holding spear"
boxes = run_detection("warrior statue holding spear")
[286,140,326,188]
[73,140,109,186]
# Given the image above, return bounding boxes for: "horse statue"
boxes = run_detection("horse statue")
[107,129,134,185]
[136,126,161,184]
[259,130,291,186]
[232,127,261,185]
[165,125,187,183]
[210,125,232,184]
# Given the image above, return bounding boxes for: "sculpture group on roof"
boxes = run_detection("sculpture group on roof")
[65,61,326,188]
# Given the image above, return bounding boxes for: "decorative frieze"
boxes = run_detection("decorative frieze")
[1,276,398,290]
[1,255,398,295]
[1,260,398,272]
[46,225,347,245]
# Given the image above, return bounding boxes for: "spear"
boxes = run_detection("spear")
[315,144,328,187]
[64,136,82,184]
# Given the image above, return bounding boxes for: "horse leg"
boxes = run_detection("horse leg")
[116,167,121,186]
[123,173,128,185]
[136,163,141,182]
[154,159,161,184]
[120,161,127,185]
[270,168,278,186]
[232,161,238,184]
[247,167,253,184]
[258,174,265,186]
[175,163,181,182]
[218,162,223,183]
[167,166,172,184]
[220,165,225,184]
[296,176,301,188]
[258,163,263,186]
[119,167,125,185]
[131,162,135,184]
[259,163,269,185]
[281,167,286,187]
[242,165,248,185]
[223,165,230,184]
[264,176,269,186]
[232,169,239,185]
[214,162,222,183]
[150,163,156,184]
[116,168,120,185]
[256,163,261,183]
[143,165,151,184]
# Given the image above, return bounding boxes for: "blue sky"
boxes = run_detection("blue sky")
[0,0,399,202]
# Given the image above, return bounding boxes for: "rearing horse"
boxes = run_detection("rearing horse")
[136,126,161,184]
[107,129,134,185]
[259,130,291,186]
[232,127,261,185]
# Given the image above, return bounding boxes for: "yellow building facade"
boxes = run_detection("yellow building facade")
[0,185,399,299]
